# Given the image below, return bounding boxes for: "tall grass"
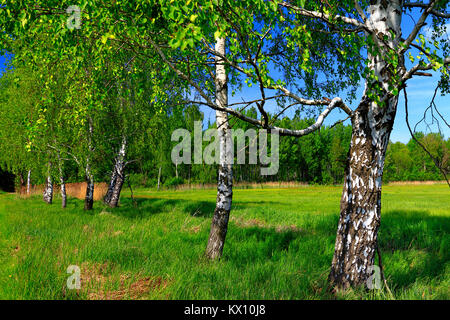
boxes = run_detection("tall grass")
[18,182,108,201]
[0,184,448,300]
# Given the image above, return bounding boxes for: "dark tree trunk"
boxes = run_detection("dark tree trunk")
[84,117,94,210]
[105,137,127,208]
[205,37,233,260]
[329,95,397,289]
[84,163,94,211]
[104,169,117,204]
[19,173,24,187]
[109,171,125,208]
[329,0,403,290]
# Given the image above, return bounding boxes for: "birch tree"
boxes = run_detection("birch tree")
[144,0,450,289]
[2,0,449,290]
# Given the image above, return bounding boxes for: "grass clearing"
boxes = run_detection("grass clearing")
[0,184,448,299]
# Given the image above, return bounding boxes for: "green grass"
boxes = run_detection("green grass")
[0,184,448,300]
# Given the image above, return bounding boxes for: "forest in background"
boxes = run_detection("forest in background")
[0,62,448,192]
[0,62,448,191]
[0,0,449,294]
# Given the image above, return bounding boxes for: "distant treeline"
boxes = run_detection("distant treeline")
[129,124,448,188]
[7,110,448,191]
[127,109,449,187]
[1,96,448,192]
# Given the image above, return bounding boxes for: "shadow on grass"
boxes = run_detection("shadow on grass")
[225,225,303,264]
[378,210,449,288]
[112,196,286,220]
[82,196,448,293]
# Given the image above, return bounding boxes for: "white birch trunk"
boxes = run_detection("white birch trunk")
[157,166,161,191]
[57,153,66,208]
[27,170,31,195]
[329,0,404,289]
[43,163,53,204]
[107,137,127,208]
[205,37,233,260]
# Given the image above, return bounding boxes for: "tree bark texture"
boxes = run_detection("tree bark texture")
[84,118,94,210]
[106,137,127,208]
[60,175,67,208]
[104,169,117,204]
[84,161,94,210]
[57,153,67,208]
[329,0,403,289]
[205,37,233,260]
[43,163,53,204]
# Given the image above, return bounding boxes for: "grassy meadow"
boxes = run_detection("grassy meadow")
[0,184,448,300]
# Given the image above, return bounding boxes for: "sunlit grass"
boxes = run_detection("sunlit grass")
[0,184,448,299]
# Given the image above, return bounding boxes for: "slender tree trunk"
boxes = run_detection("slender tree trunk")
[205,37,233,260]
[60,175,67,208]
[84,118,94,210]
[104,169,117,204]
[26,170,31,195]
[84,160,94,210]
[57,154,66,208]
[157,166,161,191]
[43,163,53,204]
[329,0,403,289]
[107,137,127,208]
[109,170,125,207]
[188,164,191,187]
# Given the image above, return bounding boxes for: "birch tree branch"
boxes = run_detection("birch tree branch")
[403,1,450,18]
[403,56,450,82]
[278,1,371,32]
[148,37,354,137]
[401,0,438,54]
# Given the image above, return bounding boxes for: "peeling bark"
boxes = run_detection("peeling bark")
[329,0,403,289]
[106,137,127,208]
[84,118,94,211]
[104,169,117,204]
[43,163,53,204]
[205,37,233,260]
[84,160,94,210]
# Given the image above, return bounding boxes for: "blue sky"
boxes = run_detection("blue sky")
[199,67,449,143]
[0,7,448,144]
[0,54,9,74]
[200,10,450,143]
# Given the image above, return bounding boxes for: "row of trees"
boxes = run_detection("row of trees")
[2,77,446,192]
[0,0,449,290]
[134,115,450,187]
[0,59,192,207]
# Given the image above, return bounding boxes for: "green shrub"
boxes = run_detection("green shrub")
[164,177,184,188]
